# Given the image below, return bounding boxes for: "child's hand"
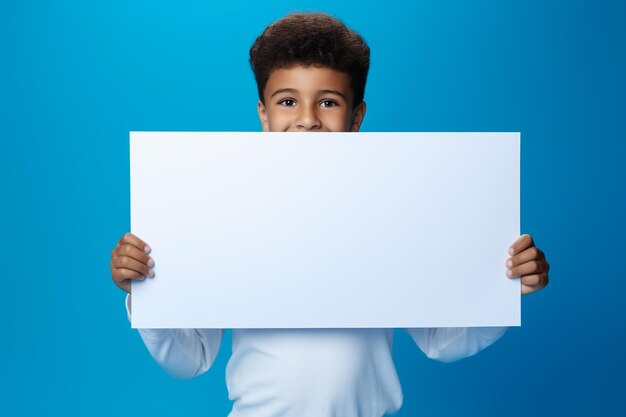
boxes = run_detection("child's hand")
[506,234,550,295]
[110,232,155,293]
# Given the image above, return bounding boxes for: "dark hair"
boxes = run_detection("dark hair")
[249,12,370,109]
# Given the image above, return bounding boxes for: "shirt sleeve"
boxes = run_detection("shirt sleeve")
[404,326,508,363]
[125,294,225,379]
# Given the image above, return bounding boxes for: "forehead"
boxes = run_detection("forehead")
[264,65,352,98]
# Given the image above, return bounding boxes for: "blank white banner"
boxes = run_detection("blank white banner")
[130,132,520,329]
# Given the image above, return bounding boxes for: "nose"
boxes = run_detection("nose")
[295,103,321,131]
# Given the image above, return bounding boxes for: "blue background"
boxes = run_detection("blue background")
[2,0,625,416]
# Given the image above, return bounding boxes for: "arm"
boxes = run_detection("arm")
[404,326,507,363]
[406,234,550,363]
[110,233,224,380]
[126,294,224,379]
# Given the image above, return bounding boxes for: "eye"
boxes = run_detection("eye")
[320,100,338,108]
[278,99,296,107]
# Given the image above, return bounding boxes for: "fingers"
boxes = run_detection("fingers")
[507,259,548,278]
[112,267,150,281]
[112,242,153,266]
[506,246,544,269]
[110,232,154,294]
[113,269,140,294]
[506,234,550,296]
[521,274,549,295]
[520,273,548,286]
[508,234,534,256]
[117,232,151,254]
[111,256,154,278]
[111,267,146,294]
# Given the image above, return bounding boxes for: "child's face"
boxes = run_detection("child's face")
[257,65,366,132]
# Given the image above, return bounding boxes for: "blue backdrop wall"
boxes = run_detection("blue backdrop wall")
[2,1,625,416]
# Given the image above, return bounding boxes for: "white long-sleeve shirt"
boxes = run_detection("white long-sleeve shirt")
[125,295,507,417]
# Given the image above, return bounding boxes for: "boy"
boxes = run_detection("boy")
[110,13,550,417]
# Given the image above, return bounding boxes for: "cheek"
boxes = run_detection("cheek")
[266,109,291,131]
[323,111,352,131]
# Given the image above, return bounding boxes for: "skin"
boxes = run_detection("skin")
[257,65,366,132]
[111,65,550,296]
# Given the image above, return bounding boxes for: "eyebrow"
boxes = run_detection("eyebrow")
[270,88,348,101]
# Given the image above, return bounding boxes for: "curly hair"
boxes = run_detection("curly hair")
[249,12,370,109]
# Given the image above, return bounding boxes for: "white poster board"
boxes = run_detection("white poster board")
[130,132,520,329]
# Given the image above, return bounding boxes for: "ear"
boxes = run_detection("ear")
[257,100,269,132]
[350,101,367,132]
